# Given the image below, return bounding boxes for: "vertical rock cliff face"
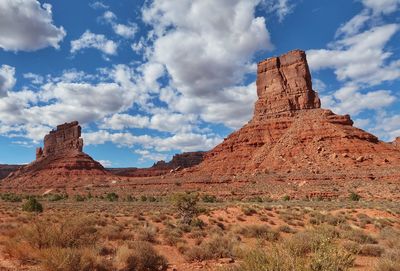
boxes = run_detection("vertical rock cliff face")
[255,50,320,118]
[195,50,400,177]
[3,122,109,188]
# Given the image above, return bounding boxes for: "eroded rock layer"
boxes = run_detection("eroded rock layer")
[194,50,400,178]
[3,122,109,187]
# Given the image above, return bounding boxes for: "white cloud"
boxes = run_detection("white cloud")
[263,0,295,22]
[0,65,16,97]
[0,66,140,141]
[102,11,137,39]
[141,0,271,128]
[101,114,150,130]
[84,130,222,152]
[321,85,395,115]
[98,159,113,167]
[361,0,400,14]
[0,0,66,51]
[308,24,400,86]
[335,9,371,38]
[90,1,109,10]
[71,30,118,55]
[134,149,168,162]
[23,73,44,85]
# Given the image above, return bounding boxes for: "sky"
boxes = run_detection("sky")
[0,0,399,168]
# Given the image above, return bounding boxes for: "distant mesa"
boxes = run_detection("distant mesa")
[2,121,109,188]
[109,152,205,177]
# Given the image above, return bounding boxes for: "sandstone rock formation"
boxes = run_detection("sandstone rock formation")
[2,122,109,188]
[393,137,400,150]
[0,165,20,180]
[194,50,400,179]
[110,151,205,177]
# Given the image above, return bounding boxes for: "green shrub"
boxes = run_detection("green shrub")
[1,193,22,202]
[202,194,217,203]
[172,192,199,225]
[105,192,119,202]
[47,194,66,202]
[22,198,43,213]
[74,195,85,202]
[282,195,291,201]
[349,192,361,201]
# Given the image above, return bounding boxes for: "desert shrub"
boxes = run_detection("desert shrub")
[105,192,119,202]
[341,229,377,244]
[374,249,400,271]
[241,206,257,216]
[140,195,147,201]
[201,194,217,203]
[309,238,355,271]
[162,227,183,246]
[23,216,98,249]
[137,225,157,243]
[349,192,361,201]
[171,192,199,225]
[359,244,384,257]
[47,194,66,202]
[237,225,280,241]
[39,247,101,271]
[185,235,239,261]
[4,216,100,267]
[22,198,43,213]
[115,242,168,271]
[282,195,291,201]
[126,195,136,202]
[1,193,22,202]
[341,241,361,254]
[278,225,296,234]
[225,246,307,271]
[74,195,85,202]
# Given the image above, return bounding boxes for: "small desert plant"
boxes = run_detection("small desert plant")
[105,192,119,202]
[185,235,239,261]
[22,197,43,213]
[172,192,199,225]
[349,192,361,201]
[115,242,168,271]
[201,194,217,203]
[74,195,85,202]
[237,225,280,241]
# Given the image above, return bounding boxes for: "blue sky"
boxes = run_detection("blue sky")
[0,0,399,167]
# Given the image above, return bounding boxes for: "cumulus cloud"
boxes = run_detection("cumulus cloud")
[0,0,66,51]
[84,130,222,153]
[307,0,400,141]
[0,65,16,97]
[134,149,169,162]
[308,24,400,86]
[71,30,118,55]
[102,11,138,39]
[141,0,271,128]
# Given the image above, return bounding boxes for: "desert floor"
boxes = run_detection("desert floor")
[0,193,399,271]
